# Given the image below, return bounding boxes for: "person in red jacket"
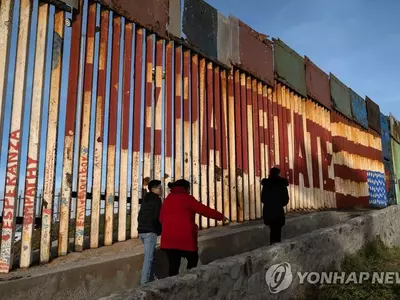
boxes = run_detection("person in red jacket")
[159,179,228,276]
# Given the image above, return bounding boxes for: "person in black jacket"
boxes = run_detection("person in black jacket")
[137,180,162,285]
[261,167,290,245]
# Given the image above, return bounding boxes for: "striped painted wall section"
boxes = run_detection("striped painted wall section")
[273,83,336,211]
[331,112,386,209]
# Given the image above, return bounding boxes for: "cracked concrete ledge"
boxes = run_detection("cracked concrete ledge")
[0,209,372,300]
[100,206,400,300]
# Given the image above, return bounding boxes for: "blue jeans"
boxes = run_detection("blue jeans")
[139,232,158,284]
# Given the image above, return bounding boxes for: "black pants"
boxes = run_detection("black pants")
[269,225,282,245]
[163,249,199,276]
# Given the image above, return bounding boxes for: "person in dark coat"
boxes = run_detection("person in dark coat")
[261,167,290,245]
[159,179,228,277]
[137,180,163,285]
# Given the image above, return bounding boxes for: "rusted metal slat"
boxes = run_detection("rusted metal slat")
[174,45,182,180]
[221,70,230,221]
[130,27,143,239]
[59,0,84,256]
[199,58,208,228]
[255,82,262,219]
[91,8,109,248]
[191,53,200,226]
[287,89,295,210]
[105,15,121,246]
[183,49,191,180]
[228,71,237,222]
[143,33,153,187]
[154,39,163,182]
[163,41,173,197]
[118,21,132,242]
[247,78,255,220]
[20,1,48,268]
[272,84,280,169]
[75,1,96,252]
[267,87,275,170]
[214,66,222,226]
[235,70,243,222]
[40,8,64,263]
[241,73,249,221]
[262,86,269,173]
[207,62,216,227]
[0,0,31,273]
[0,0,14,160]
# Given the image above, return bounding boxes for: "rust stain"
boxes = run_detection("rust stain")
[215,165,222,181]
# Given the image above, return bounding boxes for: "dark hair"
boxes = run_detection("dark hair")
[269,167,280,177]
[167,179,190,190]
[148,180,162,191]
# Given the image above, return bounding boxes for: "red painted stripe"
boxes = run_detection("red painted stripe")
[283,104,290,181]
[121,23,132,150]
[242,76,249,174]
[294,111,310,187]
[97,12,109,138]
[191,54,198,124]
[183,49,190,123]
[154,39,163,155]
[108,17,121,146]
[267,88,274,169]
[200,59,208,165]
[332,136,381,161]
[65,5,83,135]
[253,81,261,177]
[258,84,264,172]
[207,63,214,151]
[234,70,243,172]
[221,71,228,169]
[277,90,284,172]
[334,165,368,183]
[133,28,143,152]
[214,67,221,153]
[83,4,95,92]
[165,42,173,157]
[336,193,369,209]
[143,33,153,153]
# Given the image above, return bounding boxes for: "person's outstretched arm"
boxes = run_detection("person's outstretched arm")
[187,197,224,220]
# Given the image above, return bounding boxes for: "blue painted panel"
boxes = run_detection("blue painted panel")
[349,88,368,129]
[380,113,392,160]
[367,171,388,208]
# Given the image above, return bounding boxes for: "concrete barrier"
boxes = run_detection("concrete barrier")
[0,210,370,300]
[101,206,400,300]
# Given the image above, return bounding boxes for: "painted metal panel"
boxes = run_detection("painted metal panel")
[191,53,200,226]
[242,74,250,221]
[59,0,84,256]
[0,0,32,273]
[381,113,392,161]
[383,159,396,206]
[174,45,182,179]
[20,2,49,268]
[118,21,133,242]
[41,8,65,263]
[233,69,243,222]
[75,1,97,252]
[99,0,168,39]
[247,78,255,220]
[221,70,230,221]
[0,0,14,160]
[391,138,400,204]
[168,0,181,38]
[214,66,222,226]
[273,38,307,98]
[238,20,273,86]
[227,71,236,221]
[183,49,191,181]
[207,62,216,227]
[130,27,144,239]
[389,115,400,143]
[182,0,217,60]
[91,8,109,248]
[305,56,331,110]
[228,16,240,66]
[329,73,353,119]
[349,88,368,129]
[366,96,381,133]
[253,81,261,219]
[217,13,231,67]
[154,39,163,183]
[367,171,388,208]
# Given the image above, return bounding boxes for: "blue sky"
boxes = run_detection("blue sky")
[206,0,400,119]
